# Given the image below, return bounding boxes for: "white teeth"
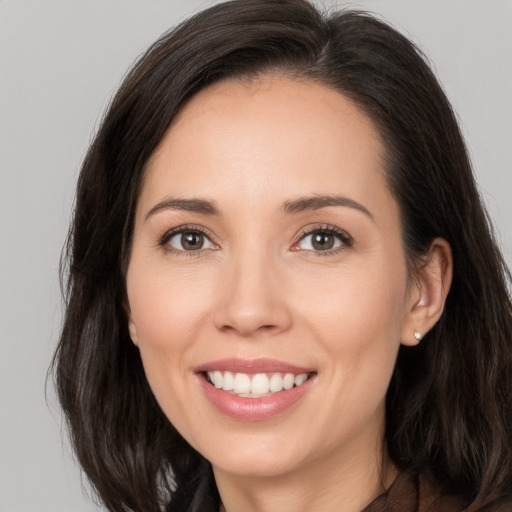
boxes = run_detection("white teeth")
[283,373,295,390]
[213,370,223,389]
[206,370,311,396]
[233,373,251,394]
[294,374,308,386]
[251,373,270,394]
[222,371,234,391]
[269,373,284,393]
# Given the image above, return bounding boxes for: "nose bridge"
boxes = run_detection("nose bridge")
[213,240,291,336]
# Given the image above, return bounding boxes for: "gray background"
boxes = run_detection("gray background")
[1,1,510,511]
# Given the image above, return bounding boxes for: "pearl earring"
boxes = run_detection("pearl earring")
[414,330,422,341]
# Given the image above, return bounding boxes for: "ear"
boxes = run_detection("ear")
[401,238,453,346]
[123,300,139,346]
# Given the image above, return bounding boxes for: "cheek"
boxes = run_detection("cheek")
[125,263,215,438]
[297,256,408,404]
[299,255,408,343]
[127,261,210,346]
[125,259,215,399]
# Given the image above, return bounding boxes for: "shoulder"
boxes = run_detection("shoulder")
[461,496,512,512]
[363,470,512,512]
[420,472,512,512]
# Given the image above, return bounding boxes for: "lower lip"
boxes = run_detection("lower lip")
[197,374,316,421]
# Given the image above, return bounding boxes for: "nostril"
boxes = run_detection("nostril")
[218,323,277,335]
[212,293,293,336]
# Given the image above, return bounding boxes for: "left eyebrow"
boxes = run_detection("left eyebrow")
[280,195,374,221]
[144,197,221,222]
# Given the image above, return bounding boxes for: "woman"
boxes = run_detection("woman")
[53,1,512,511]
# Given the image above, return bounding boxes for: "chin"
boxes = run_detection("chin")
[197,429,313,478]
[211,452,304,479]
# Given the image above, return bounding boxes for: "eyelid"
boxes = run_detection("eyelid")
[159,224,219,253]
[291,224,354,253]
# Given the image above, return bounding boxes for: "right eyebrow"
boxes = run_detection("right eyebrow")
[280,194,375,222]
[144,197,221,222]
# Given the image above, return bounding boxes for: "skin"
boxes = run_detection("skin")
[125,75,452,512]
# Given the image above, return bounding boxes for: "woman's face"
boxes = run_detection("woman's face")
[126,76,419,478]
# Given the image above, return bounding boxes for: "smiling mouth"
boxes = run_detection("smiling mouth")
[203,370,316,398]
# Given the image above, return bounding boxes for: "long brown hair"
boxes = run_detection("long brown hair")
[52,1,512,511]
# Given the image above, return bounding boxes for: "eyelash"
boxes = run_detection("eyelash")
[159,224,218,258]
[158,223,354,257]
[293,224,354,257]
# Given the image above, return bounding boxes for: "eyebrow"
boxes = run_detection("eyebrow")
[144,197,221,221]
[144,194,374,222]
[281,195,374,221]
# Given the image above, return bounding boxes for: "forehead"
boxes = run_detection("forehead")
[141,75,391,218]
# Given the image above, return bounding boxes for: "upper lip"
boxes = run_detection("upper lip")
[194,358,315,374]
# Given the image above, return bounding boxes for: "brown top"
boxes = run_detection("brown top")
[218,470,512,511]
[363,470,512,512]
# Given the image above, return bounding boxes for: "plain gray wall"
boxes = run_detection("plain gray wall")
[1,1,510,511]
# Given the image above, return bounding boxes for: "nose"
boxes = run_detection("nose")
[213,249,292,337]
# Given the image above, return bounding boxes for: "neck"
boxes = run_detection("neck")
[214,432,398,512]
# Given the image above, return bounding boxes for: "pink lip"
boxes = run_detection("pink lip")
[194,358,314,375]
[194,358,317,421]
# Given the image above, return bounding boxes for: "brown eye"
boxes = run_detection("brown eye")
[182,232,203,250]
[297,228,351,252]
[312,232,335,250]
[168,230,214,251]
